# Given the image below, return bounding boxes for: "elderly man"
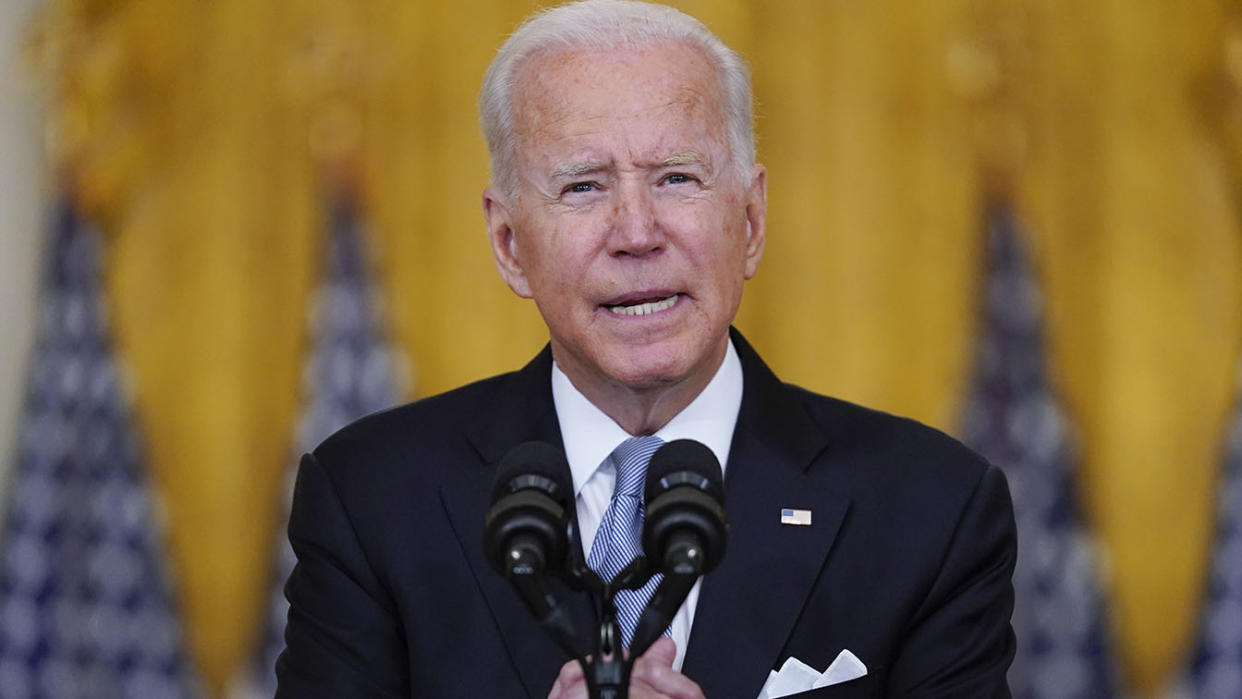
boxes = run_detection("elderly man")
[277,1,1016,697]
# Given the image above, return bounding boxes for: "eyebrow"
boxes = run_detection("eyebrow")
[547,150,711,181]
[659,150,708,168]
[549,161,610,180]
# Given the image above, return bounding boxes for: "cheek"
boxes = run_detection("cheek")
[522,232,593,298]
[687,213,749,269]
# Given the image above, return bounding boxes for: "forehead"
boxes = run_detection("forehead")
[510,41,728,163]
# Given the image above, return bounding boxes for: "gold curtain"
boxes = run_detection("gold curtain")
[1023,1,1242,690]
[33,0,1242,694]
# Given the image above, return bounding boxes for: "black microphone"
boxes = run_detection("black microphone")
[630,439,727,656]
[484,441,584,658]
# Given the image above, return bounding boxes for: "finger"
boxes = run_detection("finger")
[547,658,586,699]
[638,636,677,667]
[630,665,704,699]
[630,638,704,699]
[548,675,588,699]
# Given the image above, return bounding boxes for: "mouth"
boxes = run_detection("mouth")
[603,293,681,317]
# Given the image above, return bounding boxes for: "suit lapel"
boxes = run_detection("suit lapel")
[438,347,596,698]
[682,332,852,697]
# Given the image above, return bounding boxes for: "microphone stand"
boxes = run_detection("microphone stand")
[543,523,705,699]
[580,559,699,698]
[584,609,629,699]
[565,547,656,699]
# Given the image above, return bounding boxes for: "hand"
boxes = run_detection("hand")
[546,636,705,699]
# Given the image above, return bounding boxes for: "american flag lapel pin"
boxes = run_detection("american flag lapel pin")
[780,508,812,526]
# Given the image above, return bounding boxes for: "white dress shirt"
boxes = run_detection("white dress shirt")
[551,339,743,671]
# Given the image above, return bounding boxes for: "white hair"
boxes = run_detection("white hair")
[478,0,755,198]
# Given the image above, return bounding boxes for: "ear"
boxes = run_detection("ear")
[483,187,533,298]
[742,164,767,279]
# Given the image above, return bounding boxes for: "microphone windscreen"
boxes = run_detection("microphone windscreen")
[644,439,723,503]
[491,441,572,504]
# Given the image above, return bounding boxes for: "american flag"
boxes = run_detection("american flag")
[243,195,407,695]
[1185,362,1242,698]
[779,509,812,526]
[0,201,200,698]
[959,204,1118,698]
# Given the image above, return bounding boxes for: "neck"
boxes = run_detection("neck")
[552,341,727,436]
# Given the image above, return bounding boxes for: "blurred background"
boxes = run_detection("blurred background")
[1,0,1240,697]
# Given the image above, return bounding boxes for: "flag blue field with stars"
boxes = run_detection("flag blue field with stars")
[244,196,407,695]
[1186,363,1242,698]
[0,201,200,698]
[959,204,1118,699]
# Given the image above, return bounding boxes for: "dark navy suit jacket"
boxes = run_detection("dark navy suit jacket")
[276,331,1016,698]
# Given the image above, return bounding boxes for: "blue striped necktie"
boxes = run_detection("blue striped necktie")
[587,435,665,648]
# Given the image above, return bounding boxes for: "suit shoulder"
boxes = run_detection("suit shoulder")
[310,370,513,474]
[787,384,994,491]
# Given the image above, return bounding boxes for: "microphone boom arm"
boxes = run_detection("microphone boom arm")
[503,536,588,660]
[627,529,705,657]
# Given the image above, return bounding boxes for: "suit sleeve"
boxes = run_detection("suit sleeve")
[276,452,409,698]
[887,464,1017,698]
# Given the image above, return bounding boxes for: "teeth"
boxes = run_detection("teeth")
[607,294,679,316]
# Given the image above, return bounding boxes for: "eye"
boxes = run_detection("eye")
[662,172,695,185]
[563,182,597,195]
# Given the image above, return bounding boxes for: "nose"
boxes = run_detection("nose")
[607,181,664,257]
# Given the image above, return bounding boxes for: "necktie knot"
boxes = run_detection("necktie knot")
[610,435,664,499]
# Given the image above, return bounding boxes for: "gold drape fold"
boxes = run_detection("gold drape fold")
[32,0,1242,694]
[108,1,319,689]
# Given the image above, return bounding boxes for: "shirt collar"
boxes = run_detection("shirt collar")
[552,339,743,497]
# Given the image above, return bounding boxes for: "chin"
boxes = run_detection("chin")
[601,347,699,390]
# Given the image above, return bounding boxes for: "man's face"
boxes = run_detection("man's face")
[485,41,766,396]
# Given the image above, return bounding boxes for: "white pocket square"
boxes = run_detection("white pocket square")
[757,650,868,698]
